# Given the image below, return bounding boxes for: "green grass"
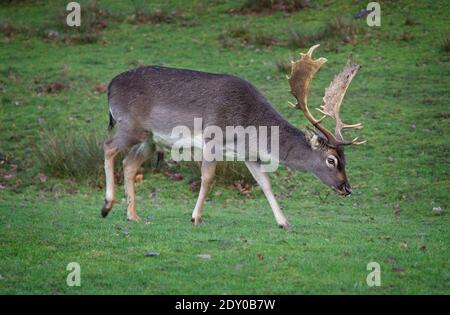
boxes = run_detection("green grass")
[0,0,449,294]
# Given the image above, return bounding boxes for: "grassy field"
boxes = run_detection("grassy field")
[0,0,449,294]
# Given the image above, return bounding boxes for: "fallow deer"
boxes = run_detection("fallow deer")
[100,44,365,228]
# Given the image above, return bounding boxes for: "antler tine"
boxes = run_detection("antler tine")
[306,44,321,56]
[340,137,366,145]
[318,60,365,145]
[288,44,338,145]
[342,122,363,129]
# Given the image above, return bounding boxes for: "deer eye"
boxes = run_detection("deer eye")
[326,156,338,168]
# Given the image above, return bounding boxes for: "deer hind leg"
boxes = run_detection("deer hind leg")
[191,160,217,225]
[123,142,151,222]
[101,139,120,218]
[245,161,290,229]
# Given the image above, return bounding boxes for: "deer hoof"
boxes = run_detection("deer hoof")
[191,217,202,225]
[278,223,292,230]
[127,215,141,223]
[101,207,110,218]
[101,202,112,218]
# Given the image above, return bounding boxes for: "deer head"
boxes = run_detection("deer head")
[288,44,366,196]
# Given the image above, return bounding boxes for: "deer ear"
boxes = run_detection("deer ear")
[309,134,320,150]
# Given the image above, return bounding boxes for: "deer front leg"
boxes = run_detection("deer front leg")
[191,160,217,225]
[245,161,290,229]
[101,139,119,218]
[123,143,150,222]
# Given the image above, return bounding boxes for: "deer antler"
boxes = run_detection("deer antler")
[317,60,366,145]
[288,44,366,147]
[287,44,336,145]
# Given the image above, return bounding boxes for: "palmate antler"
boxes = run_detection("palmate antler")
[287,44,366,147]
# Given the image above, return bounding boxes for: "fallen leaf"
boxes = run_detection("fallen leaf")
[93,83,107,93]
[394,210,401,220]
[144,251,160,257]
[343,250,350,257]
[3,173,15,180]
[189,181,200,192]
[7,69,17,81]
[392,266,405,273]
[399,242,408,249]
[197,254,211,260]
[38,173,48,182]
[256,253,264,261]
[420,245,427,252]
[170,173,183,181]
[12,180,21,189]
[386,257,397,263]
[135,174,143,183]
[235,181,252,195]
[42,81,68,93]
[46,30,59,39]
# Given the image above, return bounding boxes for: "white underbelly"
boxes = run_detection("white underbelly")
[152,131,248,160]
[153,131,202,149]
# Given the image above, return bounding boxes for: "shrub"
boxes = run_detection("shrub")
[131,7,174,24]
[129,1,189,25]
[440,36,450,54]
[236,0,311,14]
[42,0,114,44]
[273,55,292,74]
[228,24,252,40]
[399,31,415,42]
[218,24,278,48]
[176,161,254,186]
[252,33,278,46]
[405,16,419,26]
[287,17,362,49]
[34,131,106,186]
[35,131,254,187]
[215,162,254,185]
[287,28,324,48]
[324,17,359,38]
[0,20,31,38]
[1,1,114,43]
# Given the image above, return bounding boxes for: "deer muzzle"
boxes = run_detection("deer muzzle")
[336,182,352,196]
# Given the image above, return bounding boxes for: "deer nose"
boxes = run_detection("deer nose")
[340,183,352,196]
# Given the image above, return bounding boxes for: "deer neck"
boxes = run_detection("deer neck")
[277,123,314,171]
